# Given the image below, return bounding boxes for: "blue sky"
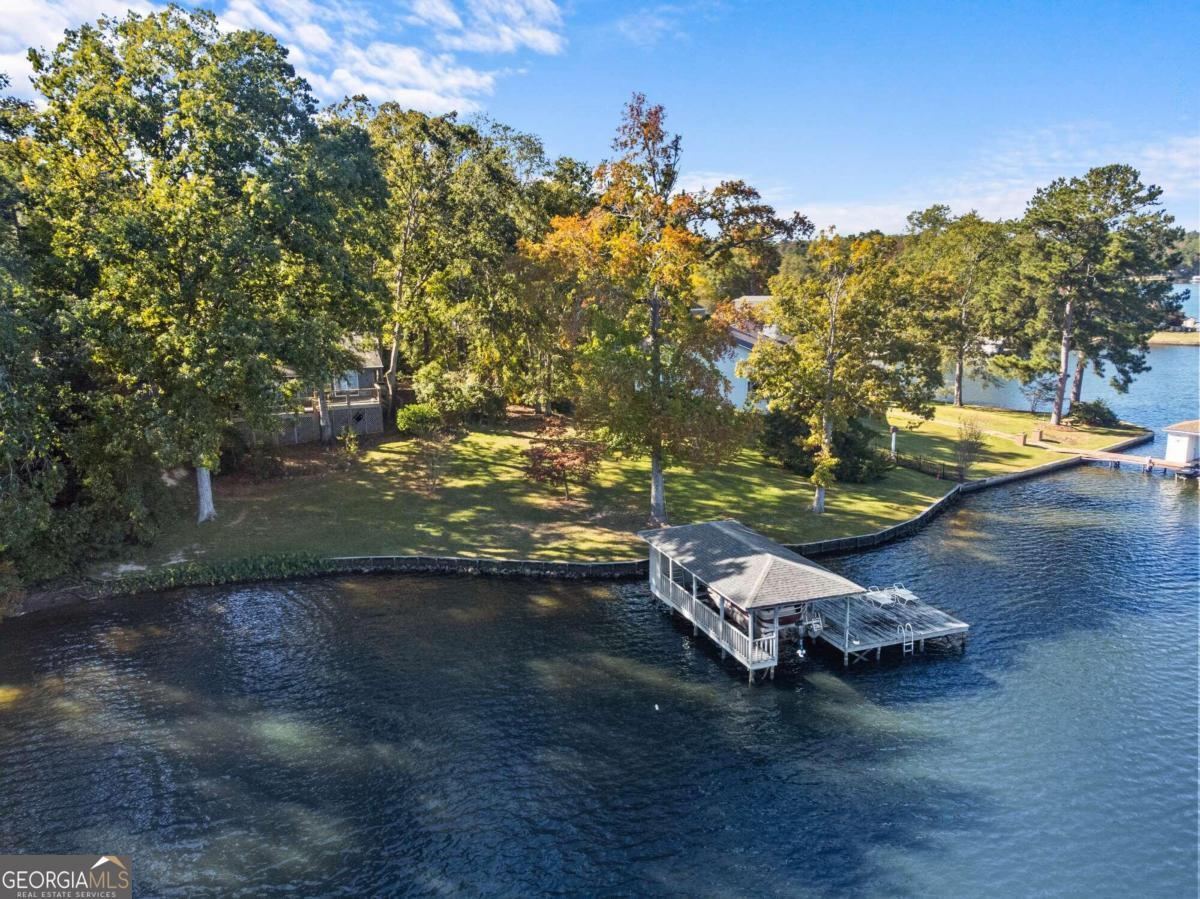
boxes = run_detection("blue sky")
[3,1,1197,231]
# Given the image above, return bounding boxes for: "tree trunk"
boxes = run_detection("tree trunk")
[1068,350,1087,411]
[196,466,216,523]
[650,444,666,525]
[812,412,833,514]
[647,284,667,525]
[953,346,965,407]
[316,389,332,445]
[1049,295,1074,426]
[385,322,401,417]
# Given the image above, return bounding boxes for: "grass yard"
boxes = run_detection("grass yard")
[1148,331,1200,346]
[107,405,1148,572]
[886,403,1145,479]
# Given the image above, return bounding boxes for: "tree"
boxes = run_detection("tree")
[0,75,57,594]
[524,421,604,499]
[1018,374,1058,413]
[1018,165,1182,425]
[27,8,368,522]
[902,206,1019,406]
[529,94,805,524]
[367,106,520,415]
[953,417,986,482]
[742,232,940,513]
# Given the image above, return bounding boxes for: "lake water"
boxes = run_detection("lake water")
[943,283,1199,417]
[0,314,1196,896]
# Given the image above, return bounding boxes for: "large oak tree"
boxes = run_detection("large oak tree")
[530,95,806,524]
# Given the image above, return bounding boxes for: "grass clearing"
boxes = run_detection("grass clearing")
[108,405,1148,571]
[1148,331,1200,346]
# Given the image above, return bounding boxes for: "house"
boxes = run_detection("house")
[275,342,387,446]
[1164,420,1200,466]
[715,295,778,407]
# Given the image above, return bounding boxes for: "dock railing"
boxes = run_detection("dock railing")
[649,560,777,670]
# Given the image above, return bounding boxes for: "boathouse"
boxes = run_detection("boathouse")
[1163,420,1200,467]
[639,520,969,681]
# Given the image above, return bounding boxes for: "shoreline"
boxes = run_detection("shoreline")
[9,430,1156,619]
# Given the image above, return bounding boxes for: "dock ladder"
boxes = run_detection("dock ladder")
[898,623,915,655]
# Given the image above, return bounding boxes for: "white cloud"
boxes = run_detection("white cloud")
[434,0,565,54]
[0,0,567,112]
[612,5,686,48]
[792,128,1200,234]
[0,0,156,94]
[676,169,743,194]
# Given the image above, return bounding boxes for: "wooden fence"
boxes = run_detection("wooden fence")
[894,453,964,482]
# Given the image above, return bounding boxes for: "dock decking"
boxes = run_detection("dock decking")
[1035,444,1199,476]
[808,588,969,665]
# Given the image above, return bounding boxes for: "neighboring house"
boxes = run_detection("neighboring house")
[716,295,778,408]
[275,342,387,446]
[716,327,758,408]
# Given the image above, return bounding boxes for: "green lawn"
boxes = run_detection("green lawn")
[106,406,1147,571]
[886,403,1145,478]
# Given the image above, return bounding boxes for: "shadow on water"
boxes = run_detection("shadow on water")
[0,574,1004,897]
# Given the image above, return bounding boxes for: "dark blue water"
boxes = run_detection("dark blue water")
[0,345,1195,897]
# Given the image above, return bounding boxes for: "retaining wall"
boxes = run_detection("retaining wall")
[10,431,1155,615]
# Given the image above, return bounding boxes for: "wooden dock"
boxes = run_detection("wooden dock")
[1035,444,1199,476]
[806,588,969,666]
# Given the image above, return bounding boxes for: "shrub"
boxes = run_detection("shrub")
[412,361,504,425]
[524,422,605,499]
[953,417,986,482]
[759,411,891,482]
[1068,399,1120,427]
[396,402,441,438]
[335,425,360,470]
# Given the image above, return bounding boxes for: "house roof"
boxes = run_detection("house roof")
[348,342,384,370]
[1165,420,1200,436]
[637,519,865,610]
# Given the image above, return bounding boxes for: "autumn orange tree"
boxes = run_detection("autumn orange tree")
[527,95,807,524]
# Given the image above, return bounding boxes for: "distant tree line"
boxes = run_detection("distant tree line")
[0,6,1183,595]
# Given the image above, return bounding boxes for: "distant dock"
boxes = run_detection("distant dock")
[1034,419,1200,478]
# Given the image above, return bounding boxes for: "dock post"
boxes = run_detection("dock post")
[691,575,698,636]
[719,597,726,659]
[844,595,851,666]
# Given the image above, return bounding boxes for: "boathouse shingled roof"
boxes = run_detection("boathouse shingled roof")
[1165,420,1200,435]
[637,519,865,610]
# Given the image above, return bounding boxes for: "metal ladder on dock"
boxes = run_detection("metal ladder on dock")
[898,623,915,655]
